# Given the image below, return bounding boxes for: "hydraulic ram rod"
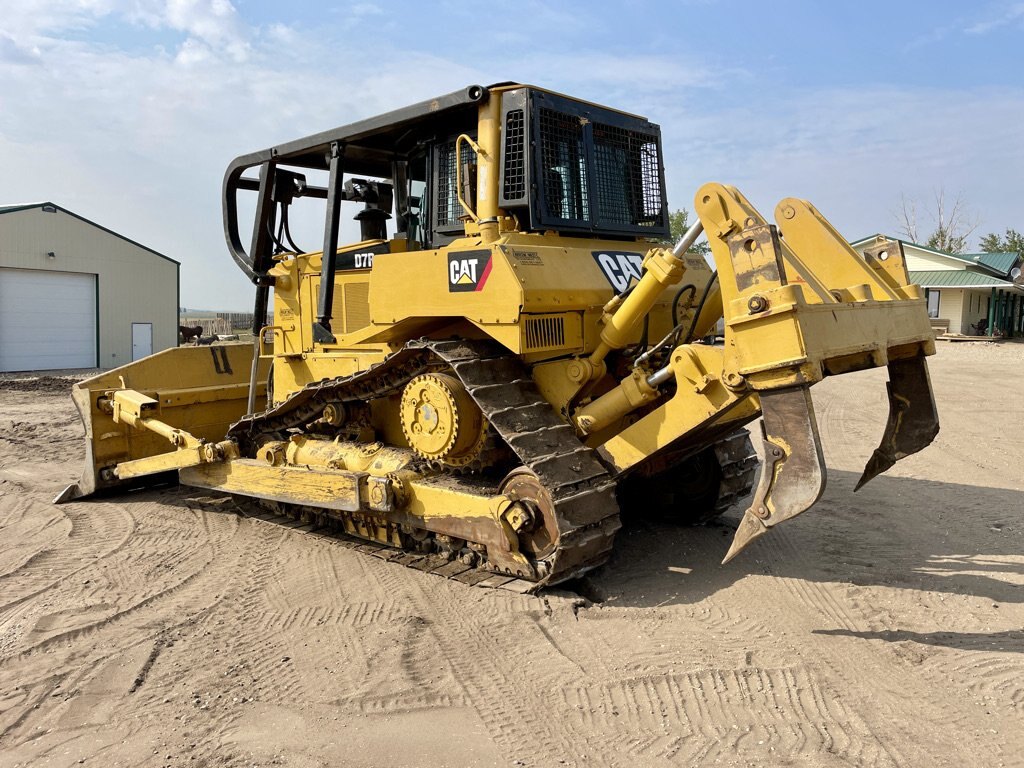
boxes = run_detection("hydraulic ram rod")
[583,221,706,380]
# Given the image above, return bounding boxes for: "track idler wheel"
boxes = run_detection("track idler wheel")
[497,468,559,568]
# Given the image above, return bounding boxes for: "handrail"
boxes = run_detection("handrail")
[454,133,486,223]
[258,325,285,358]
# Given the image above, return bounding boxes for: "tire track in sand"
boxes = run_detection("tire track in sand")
[246,527,472,718]
[179,515,312,767]
[0,497,70,579]
[354,555,663,768]
[563,664,896,766]
[564,522,898,767]
[0,493,246,747]
[0,498,136,612]
[755,525,1009,766]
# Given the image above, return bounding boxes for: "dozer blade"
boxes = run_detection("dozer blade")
[855,353,939,492]
[723,386,826,563]
[56,343,268,503]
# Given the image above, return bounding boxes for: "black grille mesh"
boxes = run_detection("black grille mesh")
[523,315,566,350]
[502,109,526,200]
[435,139,476,228]
[592,122,664,228]
[538,108,589,221]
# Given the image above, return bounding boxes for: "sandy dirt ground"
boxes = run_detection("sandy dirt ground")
[0,342,1022,768]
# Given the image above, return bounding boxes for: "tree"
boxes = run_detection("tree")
[894,188,979,254]
[979,228,1024,256]
[666,208,710,256]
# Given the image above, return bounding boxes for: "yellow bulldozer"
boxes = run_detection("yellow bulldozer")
[59,83,939,591]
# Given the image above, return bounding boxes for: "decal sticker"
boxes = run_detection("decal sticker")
[448,250,493,292]
[591,251,645,294]
[336,242,390,270]
[351,251,376,269]
[682,254,707,272]
[210,346,233,375]
[504,248,543,266]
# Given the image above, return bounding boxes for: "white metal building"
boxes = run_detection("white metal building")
[0,202,179,372]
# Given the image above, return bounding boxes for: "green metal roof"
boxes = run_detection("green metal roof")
[909,270,1022,289]
[967,251,1020,275]
[851,234,1009,277]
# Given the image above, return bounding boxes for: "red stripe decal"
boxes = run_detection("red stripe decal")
[475,258,493,291]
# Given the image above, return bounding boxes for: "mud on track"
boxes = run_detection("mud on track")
[1,342,1022,767]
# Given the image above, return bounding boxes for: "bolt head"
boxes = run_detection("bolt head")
[747,295,769,313]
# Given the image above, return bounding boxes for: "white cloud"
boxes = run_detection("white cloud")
[129,0,251,61]
[910,2,1024,48]
[0,0,118,37]
[657,85,1024,244]
[965,2,1024,34]
[0,4,484,308]
[2,0,250,61]
[349,2,384,17]
[1,3,1021,309]
[508,52,743,96]
[0,32,43,65]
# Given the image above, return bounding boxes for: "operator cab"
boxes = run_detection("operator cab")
[225,84,669,264]
[223,83,670,341]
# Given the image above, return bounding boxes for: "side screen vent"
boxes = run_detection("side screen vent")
[592,122,664,229]
[342,282,371,334]
[502,108,526,202]
[523,314,566,351]
[538,107,590,222]
[500,88,530,209]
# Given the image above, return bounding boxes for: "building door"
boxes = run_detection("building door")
[0,268,97,372]
[132,322,153,361]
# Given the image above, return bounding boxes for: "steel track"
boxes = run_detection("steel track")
[227,339,756,591]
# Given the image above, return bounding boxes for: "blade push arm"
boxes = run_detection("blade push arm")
[103,389,239,479]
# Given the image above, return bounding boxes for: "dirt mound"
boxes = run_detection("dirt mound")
[0,375,76,393]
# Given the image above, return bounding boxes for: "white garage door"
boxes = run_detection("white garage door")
[0,268,97,372]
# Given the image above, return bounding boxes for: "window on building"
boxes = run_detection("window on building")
[926,289,940,318]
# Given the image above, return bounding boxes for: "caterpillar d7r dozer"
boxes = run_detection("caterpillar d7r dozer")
[59,83,940,591]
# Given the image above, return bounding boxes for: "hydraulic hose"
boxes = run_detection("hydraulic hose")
[683,271,718,344]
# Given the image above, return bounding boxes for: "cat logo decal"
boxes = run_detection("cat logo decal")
[447,250,493,292]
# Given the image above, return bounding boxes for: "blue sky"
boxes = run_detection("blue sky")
[1,0,1022,310]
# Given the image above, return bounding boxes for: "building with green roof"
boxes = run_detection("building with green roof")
[849,235,1023,337]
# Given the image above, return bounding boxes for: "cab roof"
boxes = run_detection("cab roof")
[227,83,649,179]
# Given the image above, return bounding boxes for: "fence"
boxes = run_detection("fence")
[180,317,232,337]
